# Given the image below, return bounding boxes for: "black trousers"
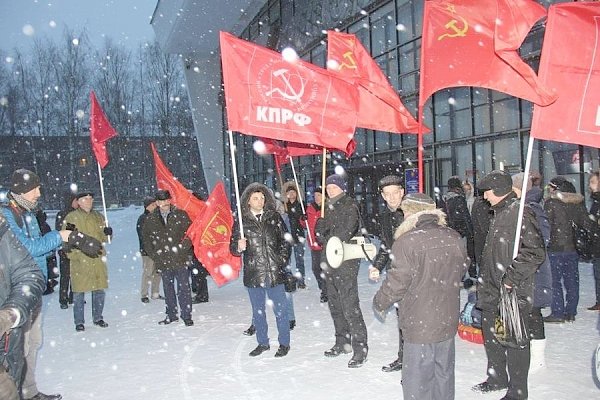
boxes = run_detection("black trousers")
[311,249,326,295]
[324,259,367,356]
[189,260,209,300]
[58,250,72,305]
[528,307,545,340]
[481,310,530,399]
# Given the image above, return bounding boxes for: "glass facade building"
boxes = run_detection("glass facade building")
[222,0,598,231]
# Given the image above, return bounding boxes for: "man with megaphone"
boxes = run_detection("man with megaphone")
[315,173,368,368]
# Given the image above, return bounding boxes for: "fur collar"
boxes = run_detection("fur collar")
[394,209,447,240]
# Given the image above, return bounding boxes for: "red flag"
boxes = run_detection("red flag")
[419,0,556,108]
[150,142,206,221]
[219,31,359,154]
[90,91,118,168]
[186,181,241,286]
[327,31,425,134]
[531,2,600,148]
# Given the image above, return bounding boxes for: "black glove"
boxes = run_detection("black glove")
[67,230,103,258]
[103,227,113,236]
[65,223,76,231]
[300,214,307,221]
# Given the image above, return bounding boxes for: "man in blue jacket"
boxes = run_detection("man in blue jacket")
[1,169,71,400]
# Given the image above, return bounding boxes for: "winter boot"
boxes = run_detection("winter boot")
[529,338,546,373]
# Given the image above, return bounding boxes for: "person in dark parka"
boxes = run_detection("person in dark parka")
[587,171,600,311]
[472,170,545,400]
[230,183,292,358]
[0,214,45,399]
[315,174,368,368]
[373,193,468,400]
[543,176,594,323]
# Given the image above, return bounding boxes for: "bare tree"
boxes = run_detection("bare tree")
[94,39,135,136]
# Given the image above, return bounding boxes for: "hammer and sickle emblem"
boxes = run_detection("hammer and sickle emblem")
[437,16,469,41]
[338,51,358,71]
[265,68,305,102]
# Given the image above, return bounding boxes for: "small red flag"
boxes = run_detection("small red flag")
[327,31,425,134]
[419,0,556,108]
[186,181,241,286]
[90,91,118,168]
[531,2,600,148]
[219,31,359,154]
[150,142,206,221]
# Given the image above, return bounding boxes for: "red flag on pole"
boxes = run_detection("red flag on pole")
[90,91,118,168]
[419,0,557,108]
[327,30,425,134]
[531,2,600,148]
[219,31,359,154]
[186,181,241,286]
[150,142,206,221]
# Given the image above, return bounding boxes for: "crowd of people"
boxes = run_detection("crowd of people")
[0,165,598,400]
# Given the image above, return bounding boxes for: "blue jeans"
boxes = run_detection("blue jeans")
[162,267,193,320]
[286,292,295,321]
[292,241,305,279]
[247,285,290,346]
[73,290,105,325]
[549,251,580,317]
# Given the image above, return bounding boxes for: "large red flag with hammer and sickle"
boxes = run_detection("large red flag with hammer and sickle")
[419,0,557,108]
[220,31,360,154]
[186,181,240,286]
[327,30,425,134]
[531,2,600,149]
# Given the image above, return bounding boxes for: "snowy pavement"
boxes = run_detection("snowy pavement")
[36,206,600,399]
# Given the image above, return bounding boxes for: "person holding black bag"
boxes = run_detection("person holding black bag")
[472,170,545,400]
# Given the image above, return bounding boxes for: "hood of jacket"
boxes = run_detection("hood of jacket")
[240,183,277,219]
[394,209,447,240]
[549,190,584,205]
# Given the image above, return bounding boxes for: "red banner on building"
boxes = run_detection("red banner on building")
[90,91,118,168]
[327,30,424,134]
[219,31,359,154]
[531,2,600,148]
[150,142,206,221]
[419,0,556,108]
[186,181,240,286]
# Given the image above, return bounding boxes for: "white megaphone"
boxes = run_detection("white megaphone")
[326,236,377,269]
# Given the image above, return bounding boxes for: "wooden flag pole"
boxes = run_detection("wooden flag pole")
[289,155,314,247]
[228,130,244,239]
[96,162,111,244]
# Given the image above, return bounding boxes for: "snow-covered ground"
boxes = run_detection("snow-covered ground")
[36,206,599,399]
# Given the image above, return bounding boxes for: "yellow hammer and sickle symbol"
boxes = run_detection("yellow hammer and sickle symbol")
[339,51,358,71]
[437,16,469,41]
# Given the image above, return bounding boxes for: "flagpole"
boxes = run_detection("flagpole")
[321,147,327,218]
[228,130,244,239]
[289,154,314,247]
[512,136,535,259]
[417,105,424,193]
[96,161,111,244]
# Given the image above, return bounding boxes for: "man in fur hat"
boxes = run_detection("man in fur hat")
[373,192,468,400]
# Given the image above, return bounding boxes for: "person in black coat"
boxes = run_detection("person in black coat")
[443,176,476,279]
[230,183,292,358]
[315,174,368,368]
[543,176,593,323]
[284,184,307,288]
[0,213,45,397]
[35,209,58,295]
[587,171,600,311]
[55,192,78,309]
[473,170,545,400]
[142,190,194,326]
[136,196,162,303]
[368,175,405,373]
